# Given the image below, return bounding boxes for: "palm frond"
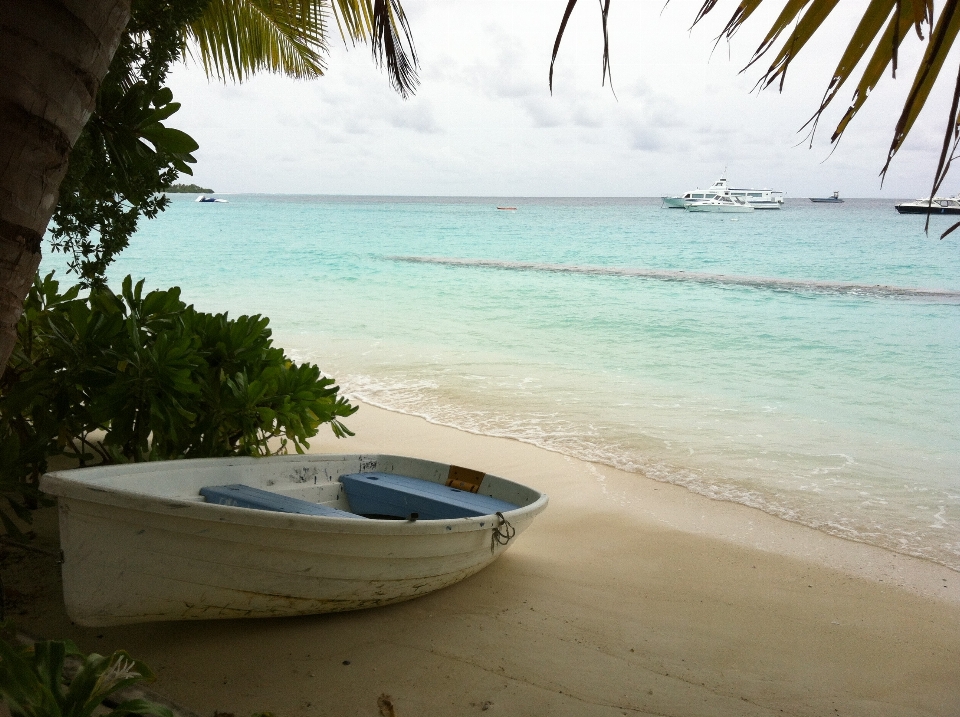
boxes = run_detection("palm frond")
[187,0,418,96]
[550,0,582,93]
[554,0,960,199]
[882,0,960,177]
[740,0,814,67]
[549,0,614,94]
[924,63,960,235]
[750,0,842,90]
[187,0,330,81]
[822,2,916,143]
[370,0,419,98]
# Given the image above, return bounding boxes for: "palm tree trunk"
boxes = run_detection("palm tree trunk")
[0,0,130,374]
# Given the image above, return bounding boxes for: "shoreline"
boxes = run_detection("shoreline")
[5,400,959,716]
[338,399,960,596]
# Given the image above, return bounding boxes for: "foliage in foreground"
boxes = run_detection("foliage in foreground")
[0,626,171,717]
[0,273,356,539]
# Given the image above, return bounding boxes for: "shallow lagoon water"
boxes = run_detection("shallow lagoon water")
[42,195,960,570]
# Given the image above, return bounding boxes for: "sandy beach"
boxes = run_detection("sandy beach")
[5,401,960,716]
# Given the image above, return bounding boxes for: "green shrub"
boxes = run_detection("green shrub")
[0,625,171,717]
[0,273,357,537]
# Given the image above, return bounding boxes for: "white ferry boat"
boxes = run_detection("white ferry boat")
[663,175,784,210]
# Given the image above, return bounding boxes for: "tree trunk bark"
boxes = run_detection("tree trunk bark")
[0,0,130,375]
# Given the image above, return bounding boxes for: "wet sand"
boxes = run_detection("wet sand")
[5,402,959,716]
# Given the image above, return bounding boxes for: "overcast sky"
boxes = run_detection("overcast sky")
[167,0,960,198]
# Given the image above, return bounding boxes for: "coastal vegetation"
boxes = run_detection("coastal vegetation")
[0,272,356,541]
[166,183,214,193]
[0,0,417,531]
[0,0,419,370]
[0,626,171,717]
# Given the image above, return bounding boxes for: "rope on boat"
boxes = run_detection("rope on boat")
[491,511,515,552]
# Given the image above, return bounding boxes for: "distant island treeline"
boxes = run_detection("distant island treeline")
[167,183,214,193]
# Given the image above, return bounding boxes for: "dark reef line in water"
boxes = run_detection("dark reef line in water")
[387,256,960,302]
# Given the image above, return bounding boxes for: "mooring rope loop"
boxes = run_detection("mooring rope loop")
[491,511,516,552]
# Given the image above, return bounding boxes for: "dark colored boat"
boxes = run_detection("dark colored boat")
[810,191,843,203]
[895,197,960,214]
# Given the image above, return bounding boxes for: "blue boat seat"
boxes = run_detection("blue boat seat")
[339,472,518,520]
[200,484,366,519]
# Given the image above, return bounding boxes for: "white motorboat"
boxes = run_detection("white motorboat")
[684,194,755,213]
[663,175,783,209]
[895,196,960,214]
[40,453,548,627]
[196,195,228,203]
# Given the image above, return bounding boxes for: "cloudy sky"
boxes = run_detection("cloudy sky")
[167,0,959,198]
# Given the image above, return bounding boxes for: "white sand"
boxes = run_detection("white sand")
[9,402,960,716]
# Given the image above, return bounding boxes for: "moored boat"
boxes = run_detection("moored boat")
[684,195,755,213]
[663,175,783,209]
[196,195,228,203]
[895,196,960,214]
[40,454,548,626]
[810,191,843,203]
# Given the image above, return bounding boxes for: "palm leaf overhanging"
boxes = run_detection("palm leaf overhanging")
[187,0,418,97]
[550,0,960,235]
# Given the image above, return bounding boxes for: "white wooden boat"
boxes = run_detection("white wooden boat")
[40,454,548,627]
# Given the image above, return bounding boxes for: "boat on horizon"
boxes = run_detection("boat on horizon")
[895,196,960,214]
[663,175,783,210]
[40,453,548,627]
[810,191,843,203]
[196,195,228,203]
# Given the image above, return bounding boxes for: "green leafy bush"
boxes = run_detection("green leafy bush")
[0,625,171,717]
[0,273,356,537]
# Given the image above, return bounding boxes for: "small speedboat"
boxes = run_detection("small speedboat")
[40,454,548,626]
[684,195,754,213]
[196,195,228,203]
[810,191,843,203]
[895,196,960,214]
[497,206,517,211]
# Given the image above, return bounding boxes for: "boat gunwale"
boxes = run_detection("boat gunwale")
[40,454,548,536]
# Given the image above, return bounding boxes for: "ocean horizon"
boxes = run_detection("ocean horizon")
[41,194,960,572]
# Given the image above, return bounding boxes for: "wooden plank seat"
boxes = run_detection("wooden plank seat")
[200,484,366,519]
[339,472,519,520]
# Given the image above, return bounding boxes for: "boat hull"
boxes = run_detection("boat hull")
[895,203,960,214]
[41,454,548,626]
[684,204,754,213]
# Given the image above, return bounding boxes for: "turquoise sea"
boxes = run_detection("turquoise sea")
[42,196,960,571]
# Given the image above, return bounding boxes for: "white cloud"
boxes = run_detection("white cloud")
[165,0,960,197]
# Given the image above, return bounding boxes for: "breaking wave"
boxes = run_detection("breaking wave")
[387,256,960,302]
